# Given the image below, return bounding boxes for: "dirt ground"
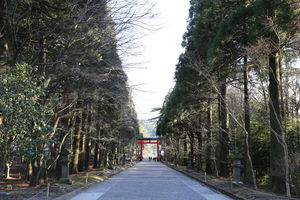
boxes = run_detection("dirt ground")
[0,162,135,200]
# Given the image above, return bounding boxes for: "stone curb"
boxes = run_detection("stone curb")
[53,163,137,200]
[162,162,245,200]
[163,162,299,200]
[52,185,89,200]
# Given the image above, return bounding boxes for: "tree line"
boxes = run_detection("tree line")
[0,0,150,187]
[157,0,299,197]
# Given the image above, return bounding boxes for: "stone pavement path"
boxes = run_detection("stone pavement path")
[69,161,233,200]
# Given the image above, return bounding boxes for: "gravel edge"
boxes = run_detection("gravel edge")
[53,162,137,200]
[162,162,245,200]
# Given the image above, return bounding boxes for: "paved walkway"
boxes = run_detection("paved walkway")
[70,161,233,200]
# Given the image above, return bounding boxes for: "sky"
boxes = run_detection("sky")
[124,0,190,120]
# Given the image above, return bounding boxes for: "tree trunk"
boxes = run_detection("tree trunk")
[84,105,92,171]
[56,116,73,178]
[243,56,257,189]
[103,150,108,167]
[183,135,188,166]
[93,141,99,168]
[5,162,11,179]
[99,148,104,167]
[29,160,39,187]
[26,161,33,181]
[78,110,87,172]
[297,104,300,147]
[197,130,202,171]
[218,78,229,177]
[205,103,213,174]
[29,159,45,187]
[189,132,195,168]
[72,111,83,174]
[269,50,289,194]
[283,58,290,120]
[93,124,101,168]
[84,137,90,170]
[38,163,46,186]
[175,137,180,166]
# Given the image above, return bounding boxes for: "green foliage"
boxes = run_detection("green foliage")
[208,0,298,60]
[250,120,270,179]
[0,0,143,186]
[0,63,54,160]
[158,0,299,195]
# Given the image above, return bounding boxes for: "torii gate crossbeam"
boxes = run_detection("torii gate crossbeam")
[136,138,161,160]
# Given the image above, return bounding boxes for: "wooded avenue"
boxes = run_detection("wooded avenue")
[0,0,299,199]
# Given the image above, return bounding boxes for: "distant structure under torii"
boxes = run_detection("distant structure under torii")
[136,138,161,160]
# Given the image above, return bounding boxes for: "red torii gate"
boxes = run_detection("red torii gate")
[137,138,161,160]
